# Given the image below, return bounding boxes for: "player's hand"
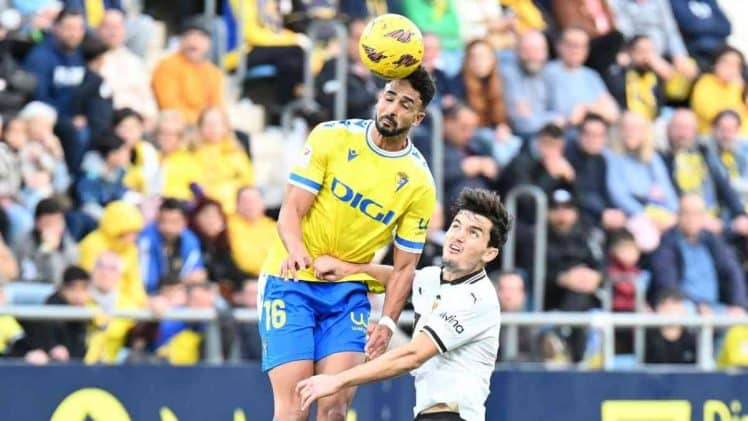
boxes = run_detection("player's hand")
[365,324,393,359]
[280,246,312,281]
[313,255,351,281]
[296,374,344,410]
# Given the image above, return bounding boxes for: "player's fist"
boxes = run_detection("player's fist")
[365,324,393,359]
[280,246,312,281]
[296,374,344,410]
[313,255,353,281]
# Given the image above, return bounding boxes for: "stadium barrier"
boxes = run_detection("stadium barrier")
[426,105,444,201]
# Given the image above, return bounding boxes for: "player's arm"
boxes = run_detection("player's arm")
[313,255,394,286]
[296,332,438,410]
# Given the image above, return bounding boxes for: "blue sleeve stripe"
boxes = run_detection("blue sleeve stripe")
[289,173,321,192]
[395,235,425,251]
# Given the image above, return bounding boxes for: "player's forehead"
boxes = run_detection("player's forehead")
[452,210,492,232]
[383,80,422,107]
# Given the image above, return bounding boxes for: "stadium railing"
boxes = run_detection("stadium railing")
[426,106,445,201]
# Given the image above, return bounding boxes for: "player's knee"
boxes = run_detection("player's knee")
[276,407,310,421]
[318,402,349,421]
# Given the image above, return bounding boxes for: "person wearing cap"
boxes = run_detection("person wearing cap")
[544,187,604,361]
[151,16,224,124]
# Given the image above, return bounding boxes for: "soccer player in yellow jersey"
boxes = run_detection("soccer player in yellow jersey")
[259,67,437,421]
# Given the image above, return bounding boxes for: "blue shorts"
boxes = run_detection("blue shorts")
[258,274,371,372]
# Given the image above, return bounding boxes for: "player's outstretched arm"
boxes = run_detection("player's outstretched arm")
[277,185,316,280]
[296,332,438,410]
[313,255,394,286]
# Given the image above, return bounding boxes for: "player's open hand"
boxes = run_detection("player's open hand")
[296,374,344,410]
[313,255,351,281]
[365,324,393,359]
[280,246,312,281]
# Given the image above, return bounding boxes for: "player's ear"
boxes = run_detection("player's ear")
[482,247,499,264]
[412,110,426,127]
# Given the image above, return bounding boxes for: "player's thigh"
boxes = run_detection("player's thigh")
[314,352,364,421]
[312,282,371,362]
[268,360,314,420]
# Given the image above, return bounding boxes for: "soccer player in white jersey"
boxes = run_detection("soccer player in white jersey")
[296,188,511,421]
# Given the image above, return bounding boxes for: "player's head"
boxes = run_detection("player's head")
[443,188,512,274]
[374,67,435,137]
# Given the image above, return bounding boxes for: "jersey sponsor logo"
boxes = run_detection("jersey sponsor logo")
[395,171,409,192]
[439,311,464,334]
[347,148,359,161]
[331,177,396,225]
[350,312,367,333]
[385,29,414,43]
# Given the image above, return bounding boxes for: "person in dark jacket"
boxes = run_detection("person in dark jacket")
[645,288,697,364]
[650,193,748,313]
[19,265,91,364]
[669,0,731,70]
[70,34,113,141]
[0,32,36,114]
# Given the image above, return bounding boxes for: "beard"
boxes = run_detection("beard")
[375,114,409,137]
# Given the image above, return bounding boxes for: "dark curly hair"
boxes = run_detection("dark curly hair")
[403,66,436,110]
[452,188,512,250]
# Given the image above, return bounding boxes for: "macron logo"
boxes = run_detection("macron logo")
[439,312,464,334]
[347,149,359,161]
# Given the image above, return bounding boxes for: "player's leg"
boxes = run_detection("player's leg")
[311,282,371,421]
[259,274,317,421]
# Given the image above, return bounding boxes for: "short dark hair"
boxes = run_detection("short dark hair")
[113,107,144,127]
[442,101,472,121]
[81,35,109,63]
[654,288,685,307]
[712,45,745,70]
[160,197,188,217]
[54,8,84,25]
[712,109,742,127]
[452,188,512,250]
[94,131,125,157]
[179,15,211,36]
[403,66,436,110]
[62,265,89,286]
[35,198,64,219]
[536,123,564,140]
[579,112,608,131]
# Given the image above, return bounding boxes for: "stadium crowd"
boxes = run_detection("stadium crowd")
[0,0,746,369]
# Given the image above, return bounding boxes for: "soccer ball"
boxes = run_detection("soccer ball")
[359,14,424,79]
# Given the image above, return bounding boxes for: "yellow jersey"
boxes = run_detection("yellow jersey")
[262,119,436,292]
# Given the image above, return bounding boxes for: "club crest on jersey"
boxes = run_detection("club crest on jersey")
[396,172,409,192]
[385,29,413,43]
[362,45,386,63]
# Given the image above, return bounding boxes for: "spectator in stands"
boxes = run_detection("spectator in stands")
[402,0,461,52]
[315,18,381,121]
[189,198,247,295]
[0,115,33,246]
[495,271,534,362]
[607,111,678,248]
[0,17,36,114]
[78,200,145,307]
[151,110,199,201]
[97,9,157,124]
[606,35,670,121]
[457,0,515,49]
[151,17,224,124]
[420,32,451,108]
[502,30,562,139]
[644,289,697,364]
[608,0,699,82]
[551,0,624,75]
[650,194,748,314]
[83,251,139,364]
[23,8,88,173]
[138,198,205,295]
[669,0,731,70]
[236,278,261,361]
[544,188,604,360]
[566,113,627,231]
[690,46,747,136]
[662,109,748,234]
[15,198,77,286]
[113,108,158,197]
[192,107,254,215]
[0,221,17,283]
[545,28,620,127]
[606,230,643,353]
[710,110,748,192]
[717,324,748,368]
[74,131,132,226]
[442,103,499,208]
[21,265,90,365]
[227,187,275,279]
[501,0,546,34]
[70,34,113,143]
[0,281,24,357]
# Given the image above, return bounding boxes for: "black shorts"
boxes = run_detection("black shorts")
[415,412,465,421]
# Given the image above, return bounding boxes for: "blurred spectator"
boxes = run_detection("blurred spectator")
[23,8,88,173]
[717,324,748,368]
[74,131,131,224]
[606,35,670,121]
[97,9,156,123]
[0,15,36,114]
[457,0,515,49]
[662,108,748,233]
[607,111,678,249]
[503,30,562,139]
[315,18,382,121]
[84,251,140,364]
[0,281,24,357]
[551,0,624,75]
[650,194,748,313]
[236,278,261,360]
[151,110,199,201]
[670,0,731,70]
[402,0,461,51]
[500,0,547,33]
[644,289,697,364]
[21,265,90,365]
[114,108,158,197]
[0,115,33,246]
[606,229,643,353]
[710,110,748,192]
[151,17,224,124]
[138,198,204,295]
[441,103,499,208]
[78,200,145,307]
[192,107,254,215]
[223,0,307,107]
[189,198,247,295]
[566,113,627,231]
[495,271,534,362]
[420,32,450,107]
[544,188,603,360]
[70,34,113,142]
[690,46,747,136]
[228,187,276,279]
[0,218,17,282]
[545,28,620,126]
[15,198,77,285]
